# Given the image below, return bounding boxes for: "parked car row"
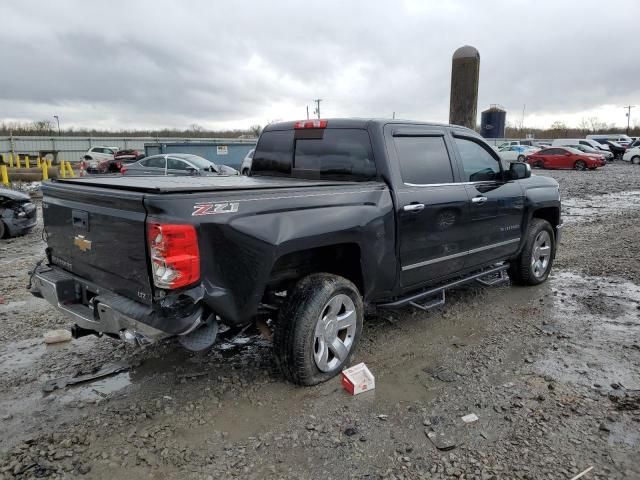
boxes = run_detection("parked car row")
[81,146,239,176]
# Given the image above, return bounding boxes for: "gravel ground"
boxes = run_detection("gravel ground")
[0,163,639,479]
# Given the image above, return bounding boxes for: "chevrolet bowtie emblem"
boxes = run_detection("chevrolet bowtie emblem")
[73,235,92,252]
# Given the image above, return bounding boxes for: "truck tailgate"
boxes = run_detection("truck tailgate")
[41,182,152,304]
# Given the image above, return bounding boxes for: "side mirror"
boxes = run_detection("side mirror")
[509,162,531,180]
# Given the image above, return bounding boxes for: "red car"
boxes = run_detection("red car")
[527,147,606,170]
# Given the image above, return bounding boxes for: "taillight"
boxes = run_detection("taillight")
[120,166,128,175]
[147,223,200,289]
[294,119,328,129]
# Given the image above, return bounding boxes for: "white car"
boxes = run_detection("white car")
[240,148,254,175]
[497,145,539,163]
[622,146,640,165]
[83,146,118,162]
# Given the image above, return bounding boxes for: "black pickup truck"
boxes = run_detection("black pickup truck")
[30,119,562,385]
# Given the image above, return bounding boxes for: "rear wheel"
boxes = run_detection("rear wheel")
[517,155,525,162]
[632,156,640,165]
[274,273,363,386]
[0,221,6,239]
[509,218,555,286]
[574,160,586,171]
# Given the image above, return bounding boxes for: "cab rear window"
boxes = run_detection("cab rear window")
[252,128,377,181]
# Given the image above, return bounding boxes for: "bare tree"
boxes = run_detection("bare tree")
[32,119,53,134]
[249,124,262,137]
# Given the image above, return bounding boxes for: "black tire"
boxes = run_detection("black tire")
[517,155,525,162]
[508,218,555,286]
[534,160,544,169]
[588,167,596,170]
[574,160,586,171]
[273,273,363,386]
[632,156,640,165]
[0,221,6,239]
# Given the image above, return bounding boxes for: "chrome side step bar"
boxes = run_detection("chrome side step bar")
[378,263,509,310]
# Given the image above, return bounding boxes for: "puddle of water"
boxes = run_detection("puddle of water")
[536,272,640,390]
[562,190,640,224]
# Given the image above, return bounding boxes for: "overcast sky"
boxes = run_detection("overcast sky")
[1,0,638,131]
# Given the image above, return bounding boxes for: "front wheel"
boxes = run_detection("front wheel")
[509,219,555,286]
[632,156,640,165]
[534,160,544,169]
[274,274,363,385]
[517,155,525,162]
[574,160,586,171]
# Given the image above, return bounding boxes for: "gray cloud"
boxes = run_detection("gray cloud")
[0,0,638,129]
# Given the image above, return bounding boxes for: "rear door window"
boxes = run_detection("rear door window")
[393,136,454,184]
[142,156,166,168]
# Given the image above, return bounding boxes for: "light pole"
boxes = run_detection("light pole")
[624,106,635,136]
[53,115,60,135]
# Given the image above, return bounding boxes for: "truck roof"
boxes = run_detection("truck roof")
[264,118,478,136]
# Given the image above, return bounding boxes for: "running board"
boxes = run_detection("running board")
[409,291,445,311]
[475,269,508,286]
[378,264,509,309]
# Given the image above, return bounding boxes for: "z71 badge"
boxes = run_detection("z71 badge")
[192,202,239,216]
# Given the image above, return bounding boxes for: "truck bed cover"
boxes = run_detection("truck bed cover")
[55,175,358,193]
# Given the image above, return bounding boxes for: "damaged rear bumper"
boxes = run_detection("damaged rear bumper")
[30,264,203,345]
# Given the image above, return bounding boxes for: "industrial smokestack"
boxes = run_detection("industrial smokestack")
[449,45,480,130]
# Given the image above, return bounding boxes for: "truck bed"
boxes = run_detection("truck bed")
[56,175,359,193]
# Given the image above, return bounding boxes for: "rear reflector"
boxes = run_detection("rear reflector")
[147,223,200,289]
[294,119,328,129]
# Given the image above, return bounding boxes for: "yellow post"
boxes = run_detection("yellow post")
[37,156,42,168]
[16,155,21,169]
[67,161,75,177]
[25,155,30,169]
[60,161,66,178]
[47,158,52,167]
[8,153,13,168]
[0,165,8,186]
[42,162,49,181]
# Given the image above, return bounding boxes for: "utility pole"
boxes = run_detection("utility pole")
[53,115,60,135]
[392,112,396,119]
[521,104,526,131]
[306,105,309,120]
[624,105,635,135]
[313,99,322,119]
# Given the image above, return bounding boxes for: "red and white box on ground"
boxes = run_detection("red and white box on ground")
[341,363,375,395]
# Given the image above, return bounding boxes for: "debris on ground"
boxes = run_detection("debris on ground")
[341,362,375,395]
[426,429,457,451]
[42,360,132,393]
[461,413,478,423]
[43,329,72,344]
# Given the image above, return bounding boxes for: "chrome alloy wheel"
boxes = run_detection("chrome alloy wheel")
[531,230,552,278]
[313,294,357,372]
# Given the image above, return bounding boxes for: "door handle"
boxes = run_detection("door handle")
[471,196,488,204]
[402,203,425,212]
